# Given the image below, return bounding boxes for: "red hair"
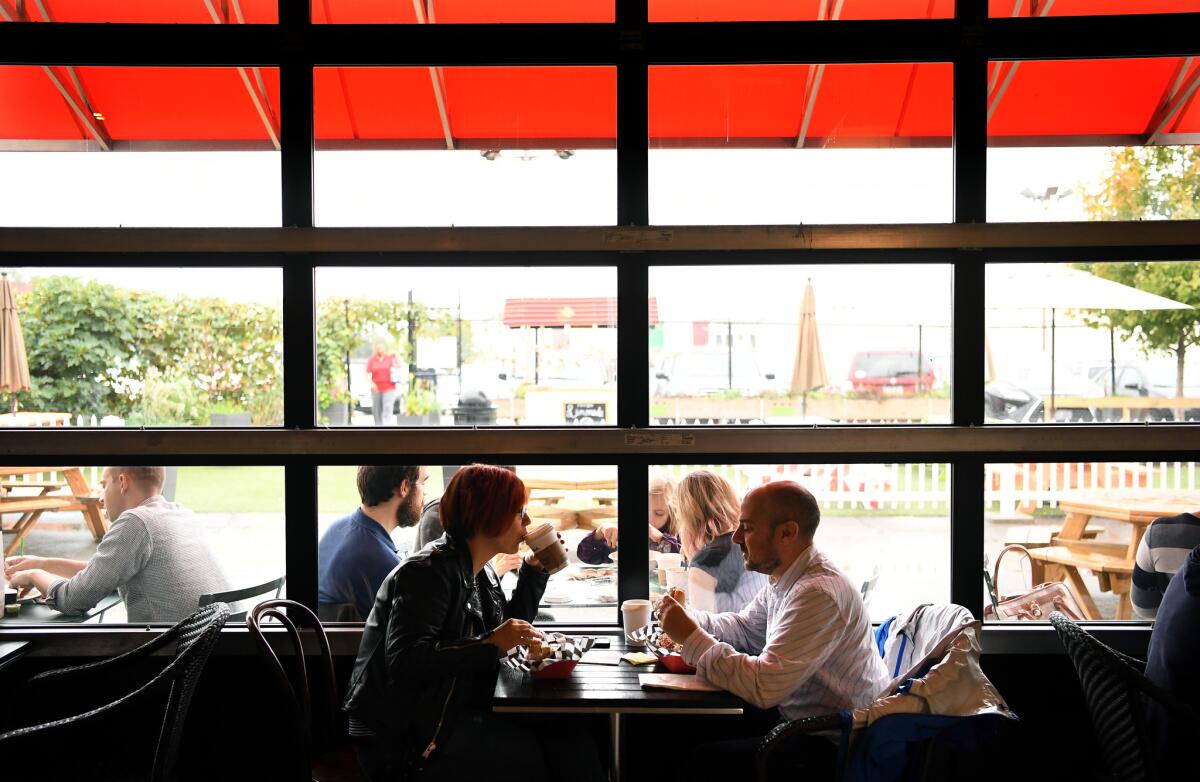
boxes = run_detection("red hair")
[439,464,528,539]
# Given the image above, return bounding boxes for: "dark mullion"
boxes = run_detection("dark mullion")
[616,60,648,226]
[282,261,317,427]
[616,461,650,620]
[950,457,984,619]
[953,254,986,427]
[285,462,320,612]
[280,57,314,228]
[617,258,650,429]
[953,34,986,223]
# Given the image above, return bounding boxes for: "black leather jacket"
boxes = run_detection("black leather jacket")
[343,531,548,762]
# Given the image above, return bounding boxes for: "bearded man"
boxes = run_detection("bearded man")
[318,465,428,621]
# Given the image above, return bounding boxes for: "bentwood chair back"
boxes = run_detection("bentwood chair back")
[247,598,344,782]
[1049,611,1200,782]
[200,574,286,622]
[0,602,230,781]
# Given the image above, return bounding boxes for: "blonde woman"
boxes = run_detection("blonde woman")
[673,470,768,612]
[576,475,681,565]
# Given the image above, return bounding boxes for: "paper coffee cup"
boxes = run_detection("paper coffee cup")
[621,599,652,646]
[523,522,568,575]
[658,553,683,571]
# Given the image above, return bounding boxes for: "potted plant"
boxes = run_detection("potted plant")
[396,377,440,426]
[209,399,252,427]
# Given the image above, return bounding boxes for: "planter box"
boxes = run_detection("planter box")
[396,413,439,426]
[320,405,349,426]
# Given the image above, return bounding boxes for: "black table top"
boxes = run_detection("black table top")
[0,640,30,674]
[493,633,745,715]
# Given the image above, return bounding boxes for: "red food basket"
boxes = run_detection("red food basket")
[656,652,696,674]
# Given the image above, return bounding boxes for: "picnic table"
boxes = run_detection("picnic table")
[1028,491,1200,620]
[494,631,744,778]
[0,412,72,428]
[0,467,107,557]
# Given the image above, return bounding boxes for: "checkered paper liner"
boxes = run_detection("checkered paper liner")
[502,633,595,673]
[628,623,684,657]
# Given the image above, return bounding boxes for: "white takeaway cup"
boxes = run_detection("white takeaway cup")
[621,599,653,647]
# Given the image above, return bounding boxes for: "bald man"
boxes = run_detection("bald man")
[658,481,888,777]
[4,466,232,622]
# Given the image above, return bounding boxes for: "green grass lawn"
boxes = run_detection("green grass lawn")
[173,465,363,514]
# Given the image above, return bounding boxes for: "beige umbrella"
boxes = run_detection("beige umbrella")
[790,279,828,416]
[0,273,31,415]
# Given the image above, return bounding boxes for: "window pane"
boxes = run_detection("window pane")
[0,466,285,624]
[984,461,1200,622]
[984,261,1200,424]
[0,0,277,23]
[0,66,281,226]
[650,0,953,22]
[988,0,1200,17]
[651,464,950,622]
[315,267,617,426]
[314,67,616,226]
[649,264,952,425]
[2,268,282,427]
[317,465,618,623]
[649,64,953,225]
[987,57,1200,222]
[313,0,612,23]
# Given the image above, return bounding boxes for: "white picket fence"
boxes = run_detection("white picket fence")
[660,461,1200,514]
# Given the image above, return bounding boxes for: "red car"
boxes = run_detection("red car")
[847,351,936,395]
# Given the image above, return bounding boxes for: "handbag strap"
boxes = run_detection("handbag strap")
[992,544,1034,600]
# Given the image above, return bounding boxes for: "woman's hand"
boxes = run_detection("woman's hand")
[594,525,619,549]
[524,533,566,571]
[492,553,522,575]
[648,524,664,543]
[487,618,542,656]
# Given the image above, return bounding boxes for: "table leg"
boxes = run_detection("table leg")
[1061,566,1102,620]
[610,713,620,782]
[1057,512,1091,541]
[3,509,45,557]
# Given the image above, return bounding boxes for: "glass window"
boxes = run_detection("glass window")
[314,66,616,226]
[0,66,281,226]
[317,465,618,623]
[648,63,953,224]
[650,0,953,22]
[0,0,277,23]
[984,460,1200,622]
[0,466,285,624]
[988,0,1200,18]
[0,268,282,427]
[313,0,612,23]
[984,261,1200,424]
[987,57,1200,222]
[651,463,950,623]
[315,267,617,427]
[649,264,952,425]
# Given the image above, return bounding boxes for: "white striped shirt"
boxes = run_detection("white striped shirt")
[681,545,890,720]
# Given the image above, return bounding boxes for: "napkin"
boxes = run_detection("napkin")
[639,673,722,692]
[579,650,622,666]
[621,652,658,666]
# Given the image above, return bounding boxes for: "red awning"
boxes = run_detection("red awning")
[1,2,1198,150]
[503,298,659,327]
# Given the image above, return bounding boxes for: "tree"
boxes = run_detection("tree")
[1078,146,1200,401]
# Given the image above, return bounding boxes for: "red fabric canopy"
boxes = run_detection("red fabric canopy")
[503,298,659,327]
[1,2,1197,150]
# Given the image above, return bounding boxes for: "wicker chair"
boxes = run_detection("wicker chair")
[1049,611,1200,782]
[0,602,230,781]
[247,599,356,782]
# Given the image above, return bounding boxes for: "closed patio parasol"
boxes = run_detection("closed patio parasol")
[0,273,31,415]
[790,279,828,416]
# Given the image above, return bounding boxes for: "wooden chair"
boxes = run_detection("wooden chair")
[199,574,285,622]
[247,599,358,782]
[0,602,230,781]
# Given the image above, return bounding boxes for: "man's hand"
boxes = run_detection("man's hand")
[657,595,699,646]
[595,525,619,549]
[486,618,543,656]
[4,555,44,579]
[7,568,46,599]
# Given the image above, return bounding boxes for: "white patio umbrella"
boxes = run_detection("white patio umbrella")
[985,264,1192,418]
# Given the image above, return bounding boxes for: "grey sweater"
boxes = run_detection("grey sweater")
[47,495,232,622]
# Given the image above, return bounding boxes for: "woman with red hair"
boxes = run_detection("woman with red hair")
[344,464,602,782]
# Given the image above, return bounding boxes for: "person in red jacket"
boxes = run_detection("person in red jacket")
[366,343,398,426]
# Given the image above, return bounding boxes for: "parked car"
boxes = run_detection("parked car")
[1084,362,1200,422]
[653,351,776,397]
[846,351,936,396]
[984,365,1106,423]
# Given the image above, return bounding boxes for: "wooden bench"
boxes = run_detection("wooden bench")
[1003,524,1105,549]
[1,496,78,556]
[1027,543,1135,620]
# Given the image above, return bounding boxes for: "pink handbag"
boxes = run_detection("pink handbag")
[983,544,1085,621]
